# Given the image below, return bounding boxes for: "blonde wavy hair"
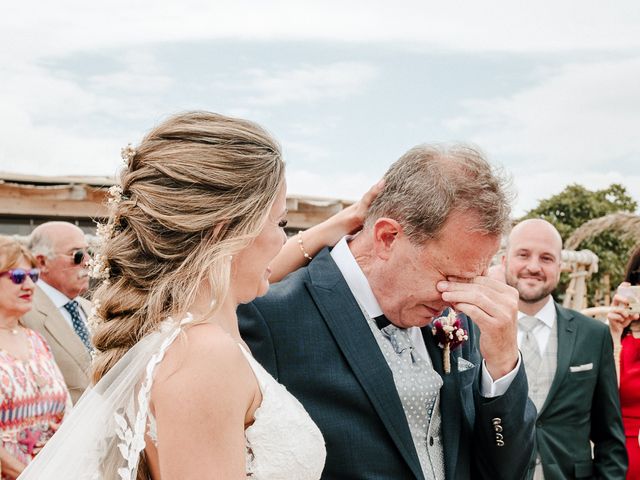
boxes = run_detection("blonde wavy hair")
[0,235,36,271]
[91,111,285,388]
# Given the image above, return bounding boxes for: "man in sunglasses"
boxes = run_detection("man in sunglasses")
[21,221,93,403]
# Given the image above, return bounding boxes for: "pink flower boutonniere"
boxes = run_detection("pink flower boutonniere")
[431,309,469,374]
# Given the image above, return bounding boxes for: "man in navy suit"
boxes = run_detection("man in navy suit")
[240,144,535,479]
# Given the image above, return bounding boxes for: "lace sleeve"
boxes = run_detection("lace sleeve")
[18,315,191,480]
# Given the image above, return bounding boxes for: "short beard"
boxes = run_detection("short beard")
[505,272,555,304]
[518,286,555,304]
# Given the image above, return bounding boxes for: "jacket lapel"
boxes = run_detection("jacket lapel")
[538,303,576,416]
[34,287,90,369]
[422,322,476,479]
[306,250,425,480]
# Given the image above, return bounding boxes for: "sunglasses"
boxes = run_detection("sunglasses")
[60,249,92,265]
[73,249,92,265]
[0,268,40,285]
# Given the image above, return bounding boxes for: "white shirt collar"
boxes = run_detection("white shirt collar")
[38,280,73,308]
[517,295,556,328]
[330,236,383,319]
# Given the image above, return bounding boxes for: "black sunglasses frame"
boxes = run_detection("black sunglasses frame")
[70,249,92,265]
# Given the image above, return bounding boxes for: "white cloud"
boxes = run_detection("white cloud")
[283,141,332,166]
[1,0,639,219]
[88,51,173,95]
[446,56,640,171]
[1,64,99,118]
[232,63,377,107]
[448,55,640,214]
[513,170,640,217]
[0,49,171,176]
[0,108,122,177]
[0,65,115,173]
[286,168,379,201]
[3,0,640,64]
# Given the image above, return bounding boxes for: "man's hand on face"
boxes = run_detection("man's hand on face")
[437,276,520,379]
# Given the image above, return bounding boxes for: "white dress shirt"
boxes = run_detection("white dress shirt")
[38,280,88,329]
[330,236,519,397]
[517,295,557,354]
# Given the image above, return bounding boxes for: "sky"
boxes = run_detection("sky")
[1,1,639,217]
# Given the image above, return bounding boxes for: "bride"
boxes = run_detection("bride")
[19,111,380,479]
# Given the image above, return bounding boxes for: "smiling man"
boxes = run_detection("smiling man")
[240,144,536,480]
[504,219,627,479]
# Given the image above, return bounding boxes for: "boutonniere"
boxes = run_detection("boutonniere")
[431,309,469,374]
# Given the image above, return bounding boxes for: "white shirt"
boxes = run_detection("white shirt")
[330,236,519,397]
[38,280,88,330]
[517,295,557,355]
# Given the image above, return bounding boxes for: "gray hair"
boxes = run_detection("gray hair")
[365,144,513,244]
[28,228,55,258]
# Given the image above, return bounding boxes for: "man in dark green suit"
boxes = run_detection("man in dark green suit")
[240,145,536,479]
[503,219,627,479]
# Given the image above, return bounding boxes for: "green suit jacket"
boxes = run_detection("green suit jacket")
[531,302,627,479]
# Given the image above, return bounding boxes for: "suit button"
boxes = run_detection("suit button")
[494,425,503,433]
[429,436,434,446]
[536,421,542,428]
[495,433,503,441]
[496,439,505,447]
[492,417,501,425]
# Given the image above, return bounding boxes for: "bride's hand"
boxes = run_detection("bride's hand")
[328,179,385,237]
[269,180,384,282]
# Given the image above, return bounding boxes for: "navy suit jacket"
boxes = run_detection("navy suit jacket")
[239,248,535,479]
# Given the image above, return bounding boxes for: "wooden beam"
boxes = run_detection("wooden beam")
[0,177,355,229]
[0,182,109,218]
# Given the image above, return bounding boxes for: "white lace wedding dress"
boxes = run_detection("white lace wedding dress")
[18,316,326,479]
[241,346,326,478]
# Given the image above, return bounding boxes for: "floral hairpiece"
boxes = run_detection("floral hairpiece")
[107,185,123,207]
[86,300,103,359]
[86,299,103,334]
[88,251,110,281]
[89,183,123,281]
[88,220,115,281]
[431,309,469,374]
[120,143,136,166]
[93,147,132,281]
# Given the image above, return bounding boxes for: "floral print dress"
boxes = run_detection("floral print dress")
[0,329,70,477]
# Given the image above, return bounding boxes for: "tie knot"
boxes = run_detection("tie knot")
[374,314,391,330]
[382,325,414,356]
[64,300,79,314]
[519,315,540,333]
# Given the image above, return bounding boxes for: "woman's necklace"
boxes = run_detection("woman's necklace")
[0,324,20,335]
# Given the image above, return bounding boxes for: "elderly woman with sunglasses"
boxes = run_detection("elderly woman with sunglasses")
[0,236,71,480]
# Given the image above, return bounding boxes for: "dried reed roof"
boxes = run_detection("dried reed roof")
[564,212,640,250]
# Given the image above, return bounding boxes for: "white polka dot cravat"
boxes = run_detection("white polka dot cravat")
[374,315,444,479]
[63,300,93,352]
